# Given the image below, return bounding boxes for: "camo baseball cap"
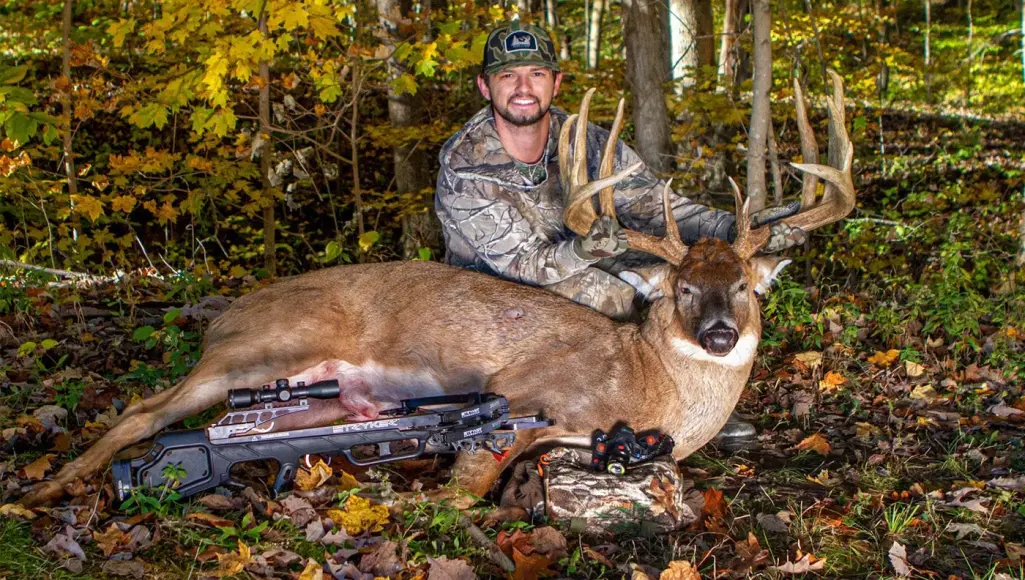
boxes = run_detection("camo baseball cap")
[481,22,560,76]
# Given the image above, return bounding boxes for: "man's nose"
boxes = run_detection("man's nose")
[515,74,531,92]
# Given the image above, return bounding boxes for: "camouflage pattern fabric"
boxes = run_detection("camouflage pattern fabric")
[482,22,560,75]
[435,105,735,318]
[541,447,703,535]
[544,269,639,321]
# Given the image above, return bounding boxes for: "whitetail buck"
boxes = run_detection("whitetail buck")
[21,71,855,507]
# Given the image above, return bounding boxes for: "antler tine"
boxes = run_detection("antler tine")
[784,69,855,233]
[620,180,689,264]
[597,98,627,218]
[735,69,856,260]
[728,177,770,260]
[559,89,643,237]
[793,78,819,209]
[558,112,596,236]
[558,88,684,264]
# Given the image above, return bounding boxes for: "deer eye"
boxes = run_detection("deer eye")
[678,285,693,296]
[738,282,748,292]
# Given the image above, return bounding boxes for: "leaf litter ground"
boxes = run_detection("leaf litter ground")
[2,113,1025,579]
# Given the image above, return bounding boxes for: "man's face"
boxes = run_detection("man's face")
[477,66,562,127]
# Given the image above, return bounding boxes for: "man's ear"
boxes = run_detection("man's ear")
[618,263,673,301]
[476,74,491,101]
[747,255,792,295]
[552,71,563,98]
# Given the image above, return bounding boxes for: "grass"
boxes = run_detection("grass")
[883,502,920,536]
[0,518,80,579]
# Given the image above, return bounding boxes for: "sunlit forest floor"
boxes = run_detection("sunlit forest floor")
[1,101,1024,580]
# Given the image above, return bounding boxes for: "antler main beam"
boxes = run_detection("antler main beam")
[558,89,688,265]
[733,69,857,260]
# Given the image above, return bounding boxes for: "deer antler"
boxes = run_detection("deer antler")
[732,69,857,260]
[559,88,689,265]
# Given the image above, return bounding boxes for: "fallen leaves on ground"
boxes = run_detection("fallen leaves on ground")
[794,433,831,455]
[213,540,252,577]
[298,558,324,580]
[18,453,54,479]
[185,511,235,528]
[868,349,900,366]
[93,523,129,556]
[818,370,847,392]
[0,503,36,519]
[358,540,403,577]
[889,541,912,577]
[659,560,701,579]
[294,459,333,491]
[327,495,389,535]
[427,556,477,580]
[770,552,826,574]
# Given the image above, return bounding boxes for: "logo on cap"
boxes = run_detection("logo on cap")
[504,30,538,53]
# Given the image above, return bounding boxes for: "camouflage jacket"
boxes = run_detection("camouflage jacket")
[435,105,735,286]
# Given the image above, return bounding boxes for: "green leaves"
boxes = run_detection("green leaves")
[358,231,380,252]
[3,112,37,148]
[132,326,156,341]
[128,103,169,129]
[0,66,28,85]
[107,18,136,48]
[391,73,418,97]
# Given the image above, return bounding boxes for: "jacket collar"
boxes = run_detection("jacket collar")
[443,105,569,190]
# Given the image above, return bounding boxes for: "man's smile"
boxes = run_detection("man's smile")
[509,97,539,107]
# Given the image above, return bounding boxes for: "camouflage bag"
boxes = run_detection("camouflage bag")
[541,447,703,536]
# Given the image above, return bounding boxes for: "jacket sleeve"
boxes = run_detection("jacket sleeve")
[589,127,736,244]
[435,167,598,286]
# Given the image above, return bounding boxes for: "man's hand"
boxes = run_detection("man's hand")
[749,201,807,253]
[574,216,629,260]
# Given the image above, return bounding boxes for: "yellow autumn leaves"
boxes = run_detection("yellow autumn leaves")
[294,460,386,535]
[328,495,390,536]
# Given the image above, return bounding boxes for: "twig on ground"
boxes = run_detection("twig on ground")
[0,259,97,280]
[458,515,515,573]
[242,487,268,517]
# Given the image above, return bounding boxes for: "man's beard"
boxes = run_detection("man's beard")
[492,97,550,127]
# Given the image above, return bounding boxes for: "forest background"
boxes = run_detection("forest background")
[2,0,1025,578]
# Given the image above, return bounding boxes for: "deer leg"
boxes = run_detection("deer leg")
[115,381,186,421]
[449,430,539,499]
[19,374,228,507]
[20,355,323,507]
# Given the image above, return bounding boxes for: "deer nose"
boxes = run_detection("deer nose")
[697,321,739,356]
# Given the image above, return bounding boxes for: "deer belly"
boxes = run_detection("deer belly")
[282,359,447,420]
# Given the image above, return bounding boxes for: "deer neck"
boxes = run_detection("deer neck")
[638,299,761,455]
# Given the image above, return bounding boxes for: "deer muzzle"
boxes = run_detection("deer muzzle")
[697,320,740,356]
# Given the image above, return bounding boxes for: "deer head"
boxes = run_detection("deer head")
[558,74,855,358]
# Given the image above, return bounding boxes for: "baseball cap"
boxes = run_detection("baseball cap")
[481,22,560,76]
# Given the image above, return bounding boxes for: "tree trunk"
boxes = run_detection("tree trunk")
[669,0,712,92]
[62,0,80,245]
[746,0,771,212]
[517,0,531,15]
[586,0,605,69]
[801,0,828,86]
[258,10,276,275]
[377,0,439,258]
[624,0,673,173]
[546,0,570,61]
[718,0,742,87]
[924,0,932,101]
[963,0,973,107]
[1020,0,1024,87]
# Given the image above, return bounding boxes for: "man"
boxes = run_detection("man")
[435,22,804,440]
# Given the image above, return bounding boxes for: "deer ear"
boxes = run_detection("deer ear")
[618,263,672,301]
[748,256,792,295]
